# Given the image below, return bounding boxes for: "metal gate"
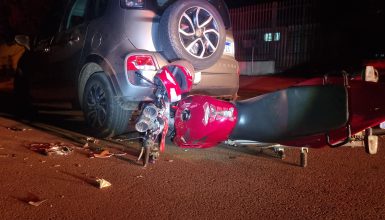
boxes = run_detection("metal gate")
[230,0,321,73]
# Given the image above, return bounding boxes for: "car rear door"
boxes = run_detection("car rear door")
[46,0,89,101]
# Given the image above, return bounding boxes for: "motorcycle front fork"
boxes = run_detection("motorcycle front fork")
[138,133,160,167]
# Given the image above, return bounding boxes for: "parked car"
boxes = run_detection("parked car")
[15,0,239,137]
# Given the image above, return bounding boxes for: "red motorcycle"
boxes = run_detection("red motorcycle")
[135,62,385,166]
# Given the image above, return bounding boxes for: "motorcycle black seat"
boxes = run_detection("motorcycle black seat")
[230,85,348,143]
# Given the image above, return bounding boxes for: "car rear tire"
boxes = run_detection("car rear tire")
[83,72,132,138]
[159,0,226,70]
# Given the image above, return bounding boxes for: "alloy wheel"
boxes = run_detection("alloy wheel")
[86,83,108,128]
[178,6,220,59]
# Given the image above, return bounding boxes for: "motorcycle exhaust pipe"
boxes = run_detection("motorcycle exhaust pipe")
[135,104,159,132]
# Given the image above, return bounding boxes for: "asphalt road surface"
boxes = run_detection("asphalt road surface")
[1,77,385,219]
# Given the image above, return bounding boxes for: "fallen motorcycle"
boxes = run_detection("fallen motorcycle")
[135,61,385,166]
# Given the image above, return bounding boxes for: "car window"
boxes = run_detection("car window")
[66,0,88,29]
[36,0,68,42]
[88,0,108,20]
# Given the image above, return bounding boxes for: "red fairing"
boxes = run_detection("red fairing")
[172,64,194,94]
[155,67,182,102]
[174,95,238,148]
[154,65,194,102]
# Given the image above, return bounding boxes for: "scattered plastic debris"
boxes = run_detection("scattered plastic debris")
[53,164,61,167]
[95,178,112,189]
[83,143,89,148]
[0,154,9,158]
[28,199,47,207]
[91,150,113,158]
[6,127,30,132]
[90,150,127,159]
[29,143,73,156]
[167,159,174,163]
[86,137,100,144]
[136,175,144,178]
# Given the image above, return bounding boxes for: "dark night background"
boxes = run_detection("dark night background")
[1,0,383,37]
[0,0,384,72]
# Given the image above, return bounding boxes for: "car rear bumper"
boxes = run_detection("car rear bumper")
[117,52,239,102]
[191,71,239,98]
[191,55,239,97]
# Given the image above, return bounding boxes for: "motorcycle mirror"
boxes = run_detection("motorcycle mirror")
[15,35,30,50]
[154,60,194,102]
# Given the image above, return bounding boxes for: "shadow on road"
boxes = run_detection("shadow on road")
[220,144,302,167]
[0,79,141,159]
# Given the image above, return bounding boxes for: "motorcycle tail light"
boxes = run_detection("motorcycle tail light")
[120,0,144,8]
[126,55,156,71]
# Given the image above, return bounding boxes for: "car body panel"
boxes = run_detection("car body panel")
[20,0,239,105]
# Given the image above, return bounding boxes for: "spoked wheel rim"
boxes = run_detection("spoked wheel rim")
[86,83,108,128]
[178,6,220,59]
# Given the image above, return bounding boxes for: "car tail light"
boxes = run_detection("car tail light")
[126,55,156,71]
[120,0,144,8]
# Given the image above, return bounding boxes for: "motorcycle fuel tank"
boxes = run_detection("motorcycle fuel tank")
[174,95,238,148]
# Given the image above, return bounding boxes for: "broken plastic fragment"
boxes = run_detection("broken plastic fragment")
[29,143,73,156]
[95,178,112,189]
[28,199,47,207]
[83,143,89,148]
[86,137,94,142]
[92,150,113,158]
[6,127,27,132]
[90,150,127,158]
[86,137,100,144]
